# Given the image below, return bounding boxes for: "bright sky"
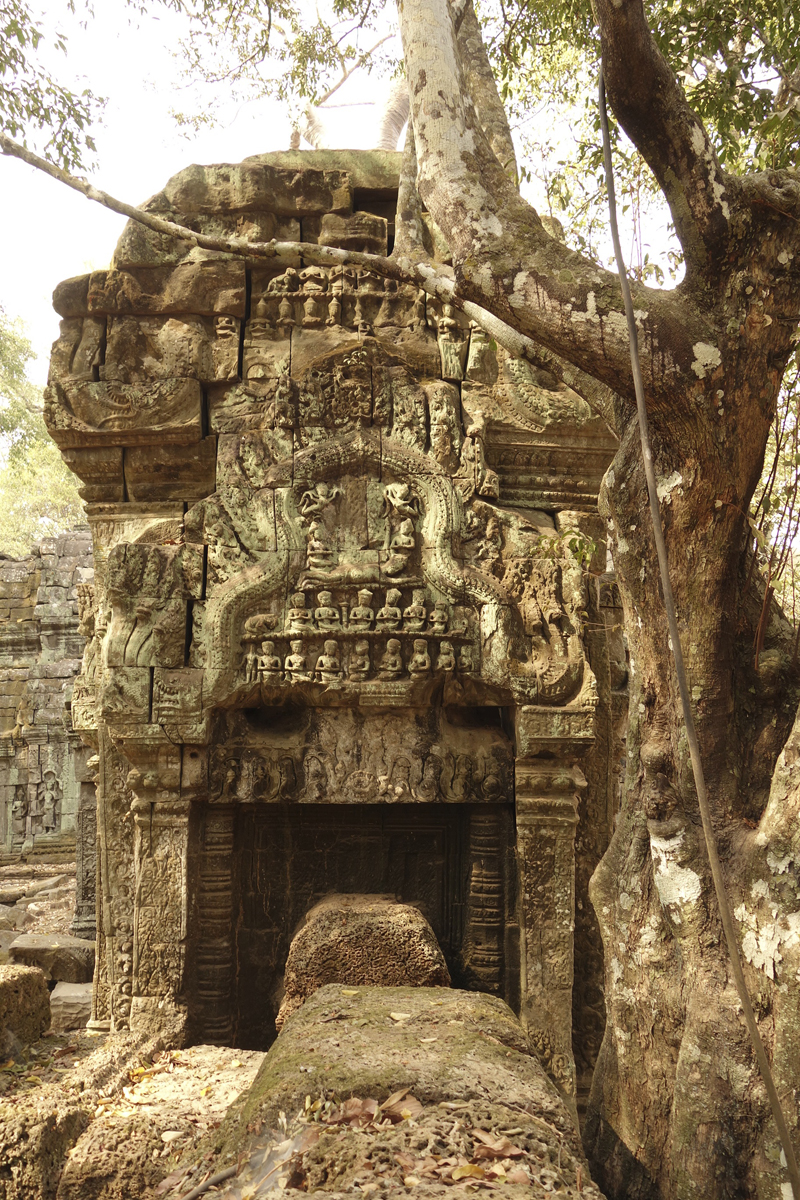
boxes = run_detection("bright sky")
[0,0,402,383]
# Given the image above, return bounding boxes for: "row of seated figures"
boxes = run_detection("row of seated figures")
[285,590,459,636]
[244,637,472,686]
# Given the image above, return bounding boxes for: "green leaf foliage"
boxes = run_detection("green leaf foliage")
[0,310,84,557]
[0,0,102,169]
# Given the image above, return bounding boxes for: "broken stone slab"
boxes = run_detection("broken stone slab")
[276,894,451,1029]
[0,1096,91,1199]
[24,873,73,898]
[0,904,18,931]
[9,934,95,983]
[210,985,604,1199]
[0,931,17,958]
[50,982,93,1034]
[162,161,353,217]
[0,964,50,1045]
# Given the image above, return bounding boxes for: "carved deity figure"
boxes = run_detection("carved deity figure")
[286,591,313,634]
[299,481,342,519]
[436,641,456,673]
[284,640,312,683]
[306,521,335,570]
[381,482,420,521]
[350,589,374,632]
[408,639,431,679]
[376,589,403,631]
[40,771,60,834]
[391,519,415,552]
[273,366,295,428]
[459,645,475,674]
[437,302,468,381]
[278,294,295,331]
[248,297,272,339]
[477,515,503,573]
[316,640,342,684]
[314,591,341,631]
[378,638,403,680]
[258,640,282,684]
[459,409,500,499]
[429,601,449,635]
[244,646,258,683]
[403,590,427,632]
[349,639,371,682]
[11,787,27,842]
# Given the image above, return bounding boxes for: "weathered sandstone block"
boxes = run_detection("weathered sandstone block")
[9,934,95,983]
[0,963,50,1044]
[276,894,451,1027]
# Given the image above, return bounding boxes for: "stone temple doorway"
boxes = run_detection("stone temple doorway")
[188,796,519,1049]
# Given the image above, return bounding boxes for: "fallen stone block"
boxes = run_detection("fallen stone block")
[211,986,605,1199]
[276,894,451,1028]
[50,982,93,1033]
[0,930,17,957]
[9,934,95,983]
[24,873,73,898]
[0,963,50,1045]
[0,1096,90,1200]
[0,903,18,931]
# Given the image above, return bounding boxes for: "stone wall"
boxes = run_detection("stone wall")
[0,529,94,858]
[45,149,625,1102]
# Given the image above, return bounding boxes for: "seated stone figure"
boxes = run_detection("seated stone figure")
[376,588,403,630]
[436,640,456,673]
[285,591,313,634]
[315,639,342,684]
[315,590,341,631]
[429,600,449,634]
[257,639,282,684]
[378,638,403,680]
[284,640,312,683]
[408,639,431,678]
[349,639,371,682]
[403,589,427,632]
[349,588,375,632]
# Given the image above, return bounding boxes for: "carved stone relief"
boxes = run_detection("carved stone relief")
[47,151,622,1095]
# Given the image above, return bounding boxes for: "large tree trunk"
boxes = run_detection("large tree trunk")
[394,0,800,1195]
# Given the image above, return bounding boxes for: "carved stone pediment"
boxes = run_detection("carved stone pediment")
[47,152,622,1101]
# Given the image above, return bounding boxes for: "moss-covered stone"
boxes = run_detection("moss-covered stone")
[205,985,605,1198]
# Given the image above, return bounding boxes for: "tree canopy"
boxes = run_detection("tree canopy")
[0,308,84,556]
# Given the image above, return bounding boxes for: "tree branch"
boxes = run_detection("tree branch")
[391,121,432,259]
[593,0,738,281]
[397,0,715,411]
[452,0,517,180]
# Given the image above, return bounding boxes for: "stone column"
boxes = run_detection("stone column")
[127,743,190,1037]
[71,749,98,940]
[93,730,136,1032]
[461,808,505,994]
[191,804,236,1045]
[514,704,593,1104]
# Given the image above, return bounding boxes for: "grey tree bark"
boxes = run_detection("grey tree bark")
[396,0,800,1196]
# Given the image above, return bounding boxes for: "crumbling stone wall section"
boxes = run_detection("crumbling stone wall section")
[44,150,623,1100]
[0,528,94,859]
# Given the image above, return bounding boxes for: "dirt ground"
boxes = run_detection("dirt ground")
[0,859,268,1200]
